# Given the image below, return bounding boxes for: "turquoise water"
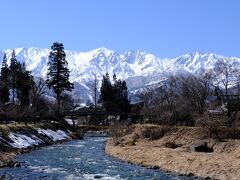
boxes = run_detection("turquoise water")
[0,137,196,179]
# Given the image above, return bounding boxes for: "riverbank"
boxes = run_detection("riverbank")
[0,122,83,168]
[0,136,189,179]
[106,124,240,180]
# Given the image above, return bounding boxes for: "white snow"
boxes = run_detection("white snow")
[1,128,71,149]
[208,110,223,113]
[221,103,228,112]
[8,132,43,148]
[37,128,70,141]
[65,118,78,126]
[1,47,240,105]
[65,118,73,125]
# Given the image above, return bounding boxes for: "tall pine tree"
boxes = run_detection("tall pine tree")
[0,54,10,104]
[16,63,33,106]
[112,75,131,112]
[119,80,131,112]
[100,73,131,113]
[0,51,34,106]
[46,42,74,114]
[100,73,113,105]
[9,50,20,104]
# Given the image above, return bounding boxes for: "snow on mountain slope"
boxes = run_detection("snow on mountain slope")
[0,47,239,105]
[0,50,5,62]
[171,51,240,74]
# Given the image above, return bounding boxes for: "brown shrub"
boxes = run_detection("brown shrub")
[5,105,28,123]
[136,125,171,140]
[109,121,132,145]
[197,112,240,140]
[0,112,9,123]
[218,127,240,139]
[149,128,166,140]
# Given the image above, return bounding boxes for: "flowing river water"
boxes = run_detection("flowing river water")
[0,136,196,180]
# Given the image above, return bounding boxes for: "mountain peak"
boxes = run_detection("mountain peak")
[0,47,239,105]
[89,47,114,56]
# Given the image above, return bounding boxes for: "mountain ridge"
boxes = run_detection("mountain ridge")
[0,47,239,105]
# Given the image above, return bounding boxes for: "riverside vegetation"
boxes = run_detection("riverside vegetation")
[1,42,240,179]
[0,42,130,171]
[106,124,240,179]
[106,59,240,179]
[0,42,78,169]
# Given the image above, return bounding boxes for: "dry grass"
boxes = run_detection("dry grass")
[109,121,132,145]
[106,124,240,179]
[133,124,171,140]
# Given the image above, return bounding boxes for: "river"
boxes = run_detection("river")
[0,136,196,179]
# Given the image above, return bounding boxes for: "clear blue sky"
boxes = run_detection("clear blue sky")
[0,0,239,58]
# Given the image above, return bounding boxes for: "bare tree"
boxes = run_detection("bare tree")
[137,77,181,124]
[139,78,179,110]
[233,69,240,101]
[93,74,98,109]
[212,58,237,104]
[137,91,153,109]
[197,112,228,140]
[31,78,46,107]
[164,76,180,109]
[179,73,211,114]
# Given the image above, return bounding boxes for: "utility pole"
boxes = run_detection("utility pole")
[93,74,98,110]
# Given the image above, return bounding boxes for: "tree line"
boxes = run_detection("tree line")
[0,51,33,106]
[0,42,132,124]
[100,73,131,113]
[139,58,240,128]
[0,42,74,123]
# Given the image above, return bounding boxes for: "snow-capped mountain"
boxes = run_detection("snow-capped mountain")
[0,47,239,105]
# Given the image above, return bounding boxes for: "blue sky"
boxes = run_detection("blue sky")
[0,0,239,58]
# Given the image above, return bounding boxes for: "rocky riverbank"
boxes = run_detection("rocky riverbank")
[106,125,240,180]
[0,122,83,168]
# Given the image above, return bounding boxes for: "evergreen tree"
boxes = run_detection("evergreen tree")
[113,73,117,84]
[100,73,131,113]
[46,42,74,113]
[16,63,33,105]
[0,54,10,104]
[119,80,131,112]
[112,76,131,112]
[100,73,113,105]
[9,50,21,104]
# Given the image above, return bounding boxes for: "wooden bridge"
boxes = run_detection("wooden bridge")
[64,110,140,117]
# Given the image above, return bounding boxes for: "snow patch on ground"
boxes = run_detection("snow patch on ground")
[65,118,78,126]
[37,128,70,141]
[8,132,43,148]
[1,128,72,149]
[65,118,73,125]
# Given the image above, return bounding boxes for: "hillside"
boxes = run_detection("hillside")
[0,48,239,105]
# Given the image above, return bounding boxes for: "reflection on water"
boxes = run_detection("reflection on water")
[0,137,196,179]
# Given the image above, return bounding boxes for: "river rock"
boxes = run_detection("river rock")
[14,162,21,167]
[151,165,159,169]
[165,142,179,149]
[187,172,194,177]
[94,175,103,179]
[0,174,6,180]
[190,140,213,152]
[6,161,21,168]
